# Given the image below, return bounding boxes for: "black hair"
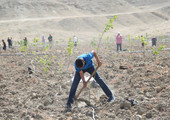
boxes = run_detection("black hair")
[76,58,84,68]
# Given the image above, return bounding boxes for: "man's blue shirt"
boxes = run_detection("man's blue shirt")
[75,52,94,72]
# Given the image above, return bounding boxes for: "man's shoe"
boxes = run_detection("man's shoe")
[66,103,72,108]
[108,97,114,103]
[64,104,72,112]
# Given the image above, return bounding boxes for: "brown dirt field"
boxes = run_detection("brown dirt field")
[0,38,170,120]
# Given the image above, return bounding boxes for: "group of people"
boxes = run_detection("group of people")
[1,34,54,51]
[115,32,157,51]
[1,33,157,52]
[1,37,28,51]
[1,37,13,51]
[41,34,53,49]
[41,34,77,49]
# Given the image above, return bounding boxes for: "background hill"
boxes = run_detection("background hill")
[0,0,170,42]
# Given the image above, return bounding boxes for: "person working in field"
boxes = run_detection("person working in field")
[66,50,114,108]
[152,36,157,46]
[48,34,53,48]
[42,35,45,49]
[2,40,6,51]
[116,32,122,51]
[7,37,12,48]
[141,35,145,48]
[73,35,77,46]
[24,37,28,46]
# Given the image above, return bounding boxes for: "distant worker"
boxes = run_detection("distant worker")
[48,34,53,48]
[116,32,122,51]
[141,35,145,48]
[24,37,28,46]
[42,35,45,49]
[10,37,13,48]
[152,36,157,46]
[2,40,6,51]
[7,37,12,48]
[73,35,77,46]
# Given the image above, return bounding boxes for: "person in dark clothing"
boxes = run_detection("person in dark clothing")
[141,35,145,48]
[2,40,6,51]
[24,37,28,46]
[48,34,53,42]
[152,37,157,46]
[7,37,12,48]
[48,34,53,48]
[10,37,13,48]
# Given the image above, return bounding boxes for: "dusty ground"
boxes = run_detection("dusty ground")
[0,0,170,120]
[0,38,170,120]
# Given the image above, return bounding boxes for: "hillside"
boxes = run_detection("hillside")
[0,0,170,41]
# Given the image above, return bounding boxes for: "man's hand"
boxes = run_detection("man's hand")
[83,81,87,88]
[92,50,102,68]
[79,70,87,88]
[98,61,102,67]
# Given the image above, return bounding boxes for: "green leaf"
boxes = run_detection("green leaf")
[44,67,48,72]
[33,51,35,55]
[114,15,117,20]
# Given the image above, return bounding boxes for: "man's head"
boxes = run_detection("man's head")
[76,58,85,69]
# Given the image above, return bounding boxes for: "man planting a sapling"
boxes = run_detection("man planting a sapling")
[66,50,114,108]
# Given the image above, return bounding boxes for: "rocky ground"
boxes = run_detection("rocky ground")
[0,0,170,119]
[0,39,169,120]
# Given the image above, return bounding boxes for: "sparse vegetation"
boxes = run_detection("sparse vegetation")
[66,37,74,56]
[96,16,117,53]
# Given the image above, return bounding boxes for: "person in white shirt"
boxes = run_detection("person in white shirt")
[73,35,77,46]
[42,35,45,49]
